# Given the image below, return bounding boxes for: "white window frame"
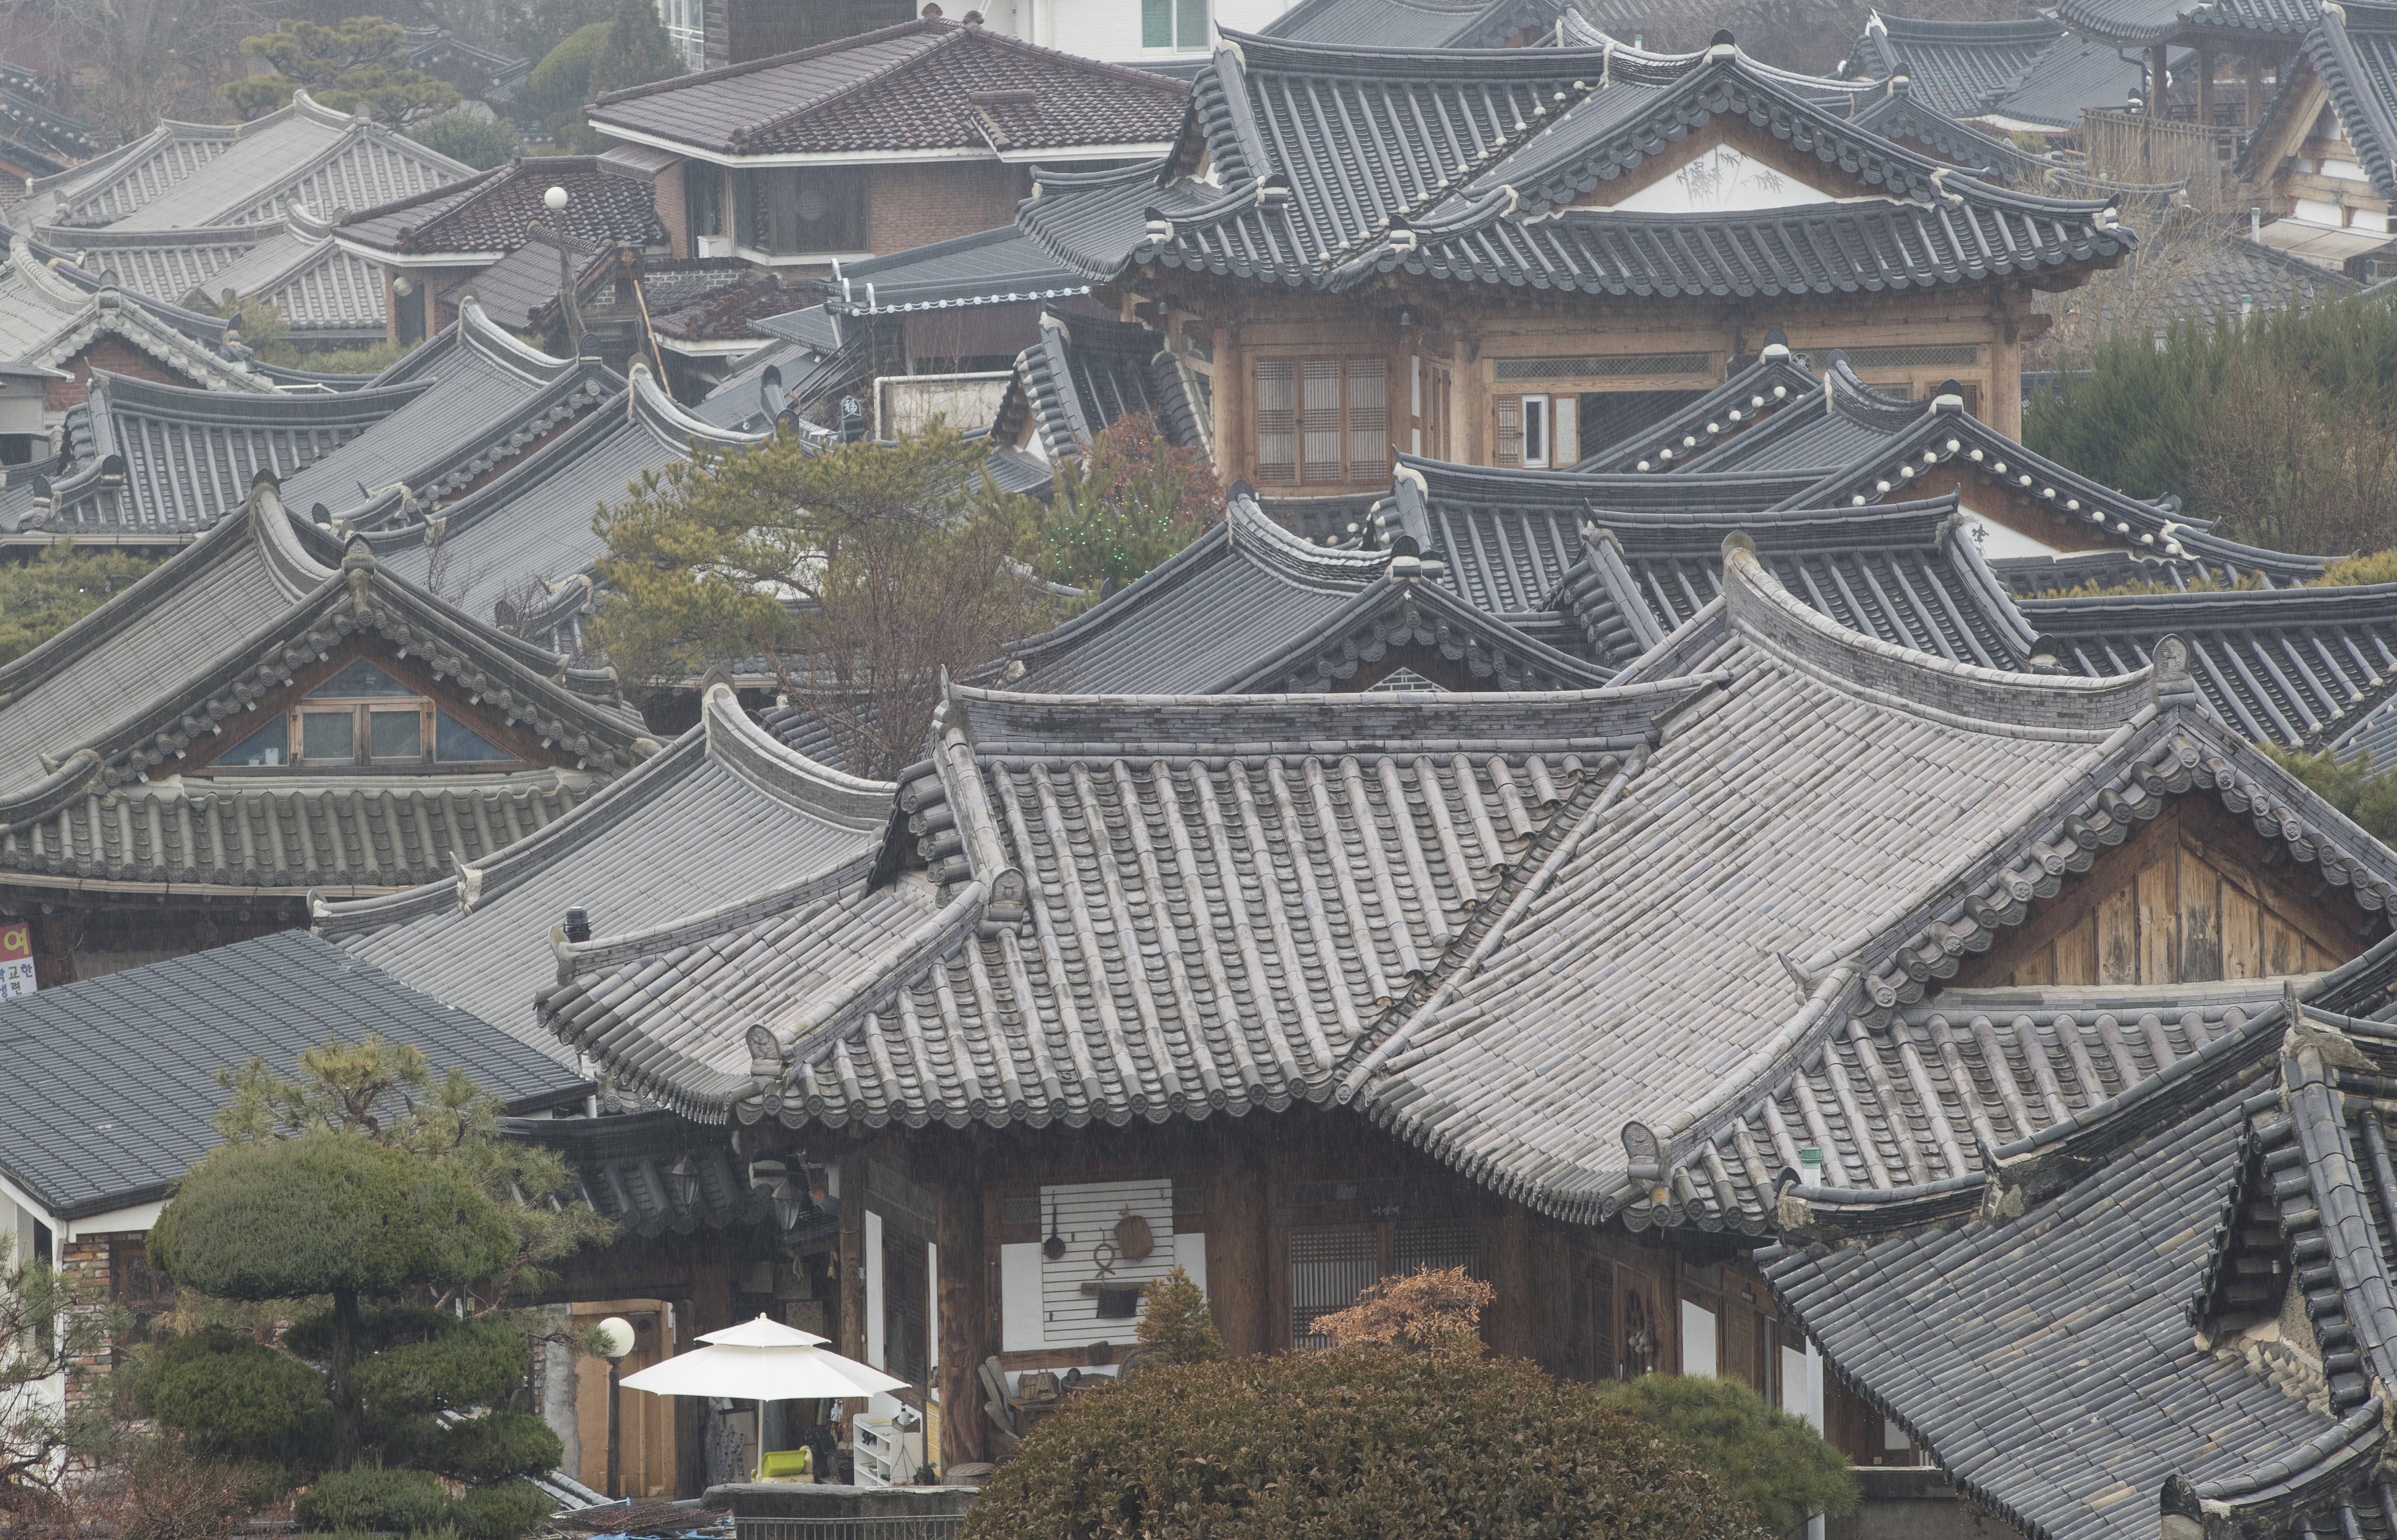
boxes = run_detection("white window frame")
[1521,393,1551,469]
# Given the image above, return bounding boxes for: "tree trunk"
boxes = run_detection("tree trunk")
[329,1286,363,1468]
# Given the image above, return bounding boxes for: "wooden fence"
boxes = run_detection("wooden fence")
[2079,110,2242,207]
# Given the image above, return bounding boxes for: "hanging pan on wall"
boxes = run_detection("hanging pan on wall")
[1042,1195,1067,1261]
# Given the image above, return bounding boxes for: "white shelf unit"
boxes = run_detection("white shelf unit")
[851,1414,901,1487]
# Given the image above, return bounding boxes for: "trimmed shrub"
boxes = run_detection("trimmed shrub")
[294,1467,450,1533]
[962,1347,1768,1540]
[348,1316,530,1425]
[136,1326,328,1470]
[448,1479,551,1540]
[1595,1372,1857,1535]
[420,1411,562,1485]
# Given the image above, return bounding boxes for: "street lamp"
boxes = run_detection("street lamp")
[596,1315,636,1498]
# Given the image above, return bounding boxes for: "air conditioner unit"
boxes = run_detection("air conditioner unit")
[695,234,733,259]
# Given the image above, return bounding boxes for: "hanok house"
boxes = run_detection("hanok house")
[0,232,274,427]
[3,89,471,352]
[0,474,660,986]
[581,18,1188,275]
[517,533,2397,1513]
[1014,31,2132,509]
[1839,12,2156,138]
[1,299,617,551]
[2232,0,2397,277]
[330,154,673,345]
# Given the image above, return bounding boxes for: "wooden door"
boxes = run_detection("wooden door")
[1423,362,1452,461]
[574,1300,678,1499]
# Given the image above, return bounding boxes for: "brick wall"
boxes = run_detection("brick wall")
[654,162,689,260]
[54,1232,121,1405]
[46,336,188,411]
[865,162,1032,256]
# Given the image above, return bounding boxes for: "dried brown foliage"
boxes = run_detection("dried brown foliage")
[1313,1265,1495,1359]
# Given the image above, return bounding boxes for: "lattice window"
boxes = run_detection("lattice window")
[1290,1229,1378,1349]
[1253,357,1389,486]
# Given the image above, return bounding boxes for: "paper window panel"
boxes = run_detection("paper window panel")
[1255,359,1296,484]
[1345,357,1387,480]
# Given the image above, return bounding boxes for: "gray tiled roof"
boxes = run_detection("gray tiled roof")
[1543,356,2328,589]
[1258,0,1575,50]
[0,929,582,1220]
[585,18,1188,159]
[1767,1085,2385,1540]
[321,685,891,1059]
[2025,582,2397,748]
[542,669,1713,1126]
[817,225,1089,317]
[48,370,431,536]
[993,311,1205,462]
[0,490,325,803]
[334,156,667,258]
[1845,13,2065,120]
[443,225,605,333]
[1556,496,2037,669]
[1002,495,1612,695]
[279,301,613,522]
[2059,0,2316,44]
[13,91,469,235]
[1017,32,2133,299]
[358,366,768,632]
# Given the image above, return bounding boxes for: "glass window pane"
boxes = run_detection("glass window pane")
[222,716,287,767]
[1143,0,1172,46]
[1176,0,1206,47]
[369,710,422,759]
[307,658,413,698]
[436,710,513,762]
[301,711,355,761]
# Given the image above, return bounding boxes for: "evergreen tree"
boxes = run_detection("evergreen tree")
[1134,1266,1227,1365]
[139,1039,614,1536]
[588,0,685,99]
[0,546,163,667]
[224,17,462,126]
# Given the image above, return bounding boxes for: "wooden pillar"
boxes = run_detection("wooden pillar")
[2150,44,2171,116]
[1485,1202,1532,1360]
[1214,323,1245,486]
[1453,327,1484,467]
[1210,1150,1272,1357]
[2197,49,2215,130]
[2245,54,2262,127]
[935,1137,986,1469]
[27,909,77,989]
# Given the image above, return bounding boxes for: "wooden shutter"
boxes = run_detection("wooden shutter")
[1255,359,1295,483]
[1494,395,1522,466]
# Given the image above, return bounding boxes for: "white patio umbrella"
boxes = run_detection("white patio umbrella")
[620,1315,908,1481]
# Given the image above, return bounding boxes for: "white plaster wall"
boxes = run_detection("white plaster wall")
[974,0,1301,64]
